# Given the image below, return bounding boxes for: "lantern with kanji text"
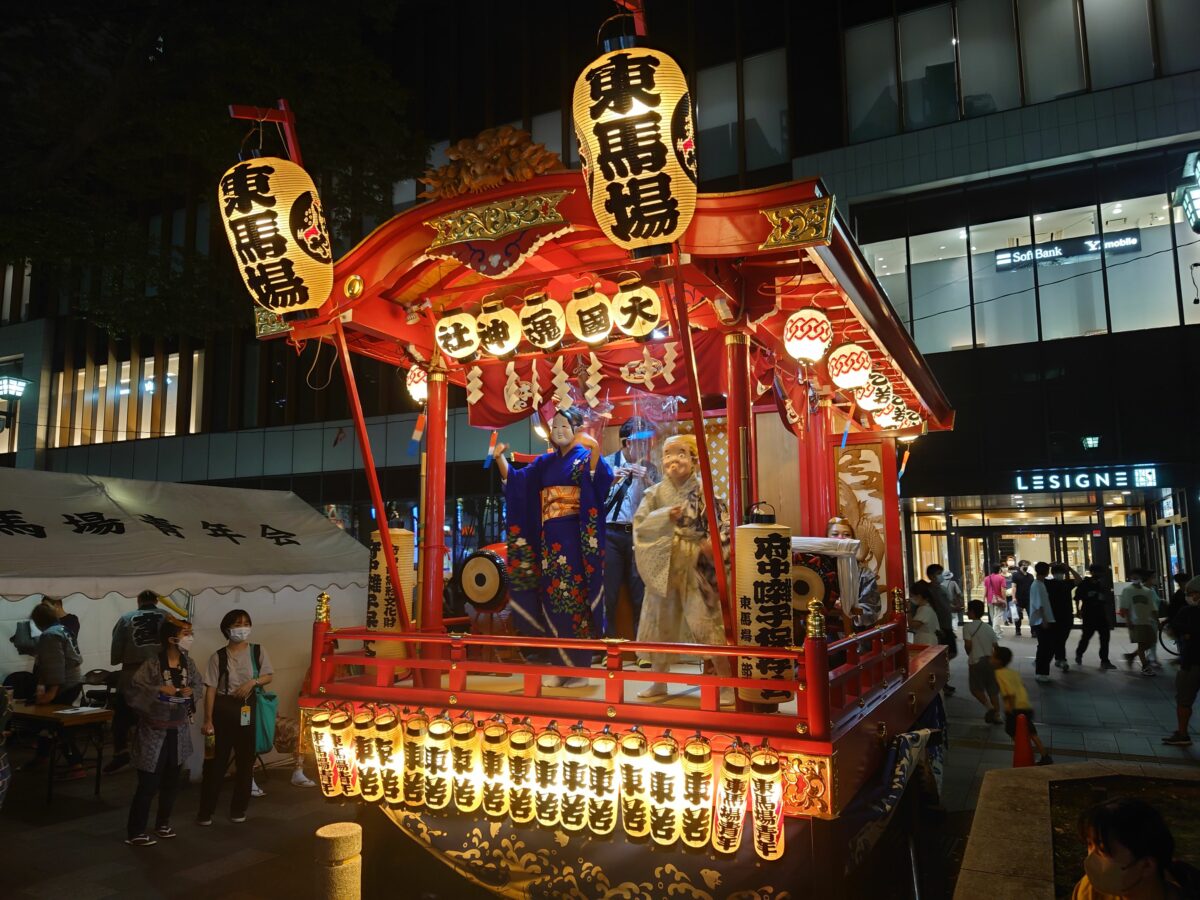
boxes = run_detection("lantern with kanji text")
[611,276,662,338]
[519,292,567,351]
[475,300,521,358]
[565,287,614,345]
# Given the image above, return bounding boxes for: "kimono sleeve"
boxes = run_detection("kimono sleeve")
[633,482,674,599]
[128,657,164,719]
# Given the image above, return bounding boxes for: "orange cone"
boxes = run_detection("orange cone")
[1012,713,1035,768]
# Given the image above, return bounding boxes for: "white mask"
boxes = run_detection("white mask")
[176,635,195,652]
[1084,851,1145,895]
[228,626,251,643]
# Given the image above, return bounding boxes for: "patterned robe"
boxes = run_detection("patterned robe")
[128,653,202,772]
[505,443,613,666]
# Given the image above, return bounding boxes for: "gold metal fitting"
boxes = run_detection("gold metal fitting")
[451,663,458,670]
[606,706,616,719]
[344,274,365,299]
[892,588,906,616]
[724,332,750,346]
[806,598,826,640]
[798,682,806,693]
[315,591,331,624]
[608,672,615,679]
[796,723,809,735]
[318,686,327,694]
[857,698,866,709]
[449,695,458,706]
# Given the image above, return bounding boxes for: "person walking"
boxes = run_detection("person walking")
[1168,572,1191,623]
[1119,569,1161,677]
[1074,564,1117,670]
[908,582,940,646]
[602,416,657,645]
[920,564,957,694]
[944,571,965,627]
[105,590,166,774]
[1028,562,1056,683]
[984,565,1009,635]
[197,609,274,826]
[963,600,1002,724]
[1163,575,1200,747]
[1047,563,1078,672]
[125,615,200,847]
[991,646,1052,765]
[1010,560,1034,637]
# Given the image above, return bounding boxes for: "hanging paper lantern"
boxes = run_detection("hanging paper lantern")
[533,721,564,827]
[611,277,662,339]
[402,709,429,808]
[586,727,619,836]
[406,366,429,404]
[734,521,795,704]
[565,287,613,345]
[560,725,591,832]
[480,718,510,818]
[329,711,359,798]
[424,713,454,810]
[619,727,651,838]
[712,743,751,855]
[680,733,716,849]
[874,397,908,429]
[309,711,340,797]
[506,719,537,825]
[827,342,872,390]
[749,744,786,862]
[374,710,403,808]
[354,710,382,803]
[475,300,521,358]
[434,311,480,361]
[451,716,484,813]
[572,45,697,252]
[519,292,566,351]
[648,732,682,846]
[218,157,333,313]
[854,372,892,412]
[783,308,833,364]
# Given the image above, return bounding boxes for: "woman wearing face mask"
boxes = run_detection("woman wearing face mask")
[1074,798,1199,898]
[197,609,273,825]
[125,615,201,846]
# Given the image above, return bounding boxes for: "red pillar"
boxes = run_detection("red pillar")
[806,400,837,534]
[803,608,831,742]
[418,368,449,683]
[725,333,752,528]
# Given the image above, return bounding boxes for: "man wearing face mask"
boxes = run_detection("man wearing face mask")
[1074,797,1199,898]
[1163,575,1200,747]
[1047,563,1080,673]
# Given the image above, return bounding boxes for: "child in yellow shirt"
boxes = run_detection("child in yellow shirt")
[992,645,1053,766]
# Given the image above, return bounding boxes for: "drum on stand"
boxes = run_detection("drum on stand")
[457,545,509,612]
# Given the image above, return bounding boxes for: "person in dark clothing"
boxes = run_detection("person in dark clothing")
[602,416,658,644]
[105,590,166,773]
[43,596,80,652]
[22,602,85,776]
[1010,560,1034,637]
[1075,564,1117,670]
[1046,562,1078,672]
[1168,572,1191,623]
[1164,575,1200,747]
[920,563,957,695]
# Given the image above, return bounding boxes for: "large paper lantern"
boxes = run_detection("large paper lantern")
[573,46,697,251]
[734,522,795,704]
[406,366,429,404]
[783,308,833,364]
[480,718,510,818]
[475,300,521,358]
[854,372,892,411]
[587,728,619,836]
[451,717,483,813]
[712,743,751,855]
[611,277,662,338]
[873,397,907,429]
[827,342,872,390]
[519,292,566,350]
[565,287,613,345]
[619,727,651,838]
[434,311,480,361]
[533,722,564,827]
[403,709,429,807]
[218,157,333,313]
[424,713,454,810]
[648,732,682,846]
[506,719,537,825]
[560,726,591,832]
[680,734,715,849]
[749,744,786,862]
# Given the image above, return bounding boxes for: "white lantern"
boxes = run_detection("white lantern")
[451,717,484,813]
[749,744,785,862]
[586,728,619,836]
[712,743,751,855]
[424,713,454,810]
[680,733,715,849]
[374,710,403,808]
[826,342,872,390]
[560,725,591,832]
[782,307,833,364]
[519,292,566,351]
[354,710,383,803]
[854,372,892,411]
[309,711,340,797]
[434,311,480,361]
[405,366,428,404]
[533,722,564,828]
[619,727,651,839]
[648,732,682,846]
[480,718,510,818]
[873,398,906,429]
[329,711,359,798]
[403,709,429,808]
[506,719,537,825]
[565,287,613,345]
[475,300,521,358]
[611,277,662,339]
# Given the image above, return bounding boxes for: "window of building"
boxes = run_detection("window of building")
[1101,195,1179,332]
[968,178,1037,348]
[743,49,789,171]
[1034,204,1107,339]
[846,19,900,142]
[1178,206,1200,325]
[957,0,1022,116]
[862,238,911,330]
[1156,0,1200,76]
[909,226,971,353]
[899,4,958,130]
[697,61,738,180]
[117,360,131,440]
[1017,0,1086,103]
[190,349,204,434]
[1082,0,1154,90]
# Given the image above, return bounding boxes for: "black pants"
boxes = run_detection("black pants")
[111,689,137,755]
[1052,622,1071,664]
[34,684,83,764]
[603,527,645,639]
[1033,624,1055,676]
[1075,623,1111,663]
[127,730,180,838]
[199,698,255,820]
[1013,604,1026,633]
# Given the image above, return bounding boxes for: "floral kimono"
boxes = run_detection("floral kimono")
[505,442,613,666]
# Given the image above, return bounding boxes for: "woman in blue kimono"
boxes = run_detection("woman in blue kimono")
[495,408,613,686]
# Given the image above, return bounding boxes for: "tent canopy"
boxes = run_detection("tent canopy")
[0,469,368,600]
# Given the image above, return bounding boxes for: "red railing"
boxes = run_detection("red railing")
[826,619,909,732]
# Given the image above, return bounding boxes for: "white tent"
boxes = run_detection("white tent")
[0,468,369,776]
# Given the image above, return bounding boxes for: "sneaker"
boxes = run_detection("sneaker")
[231,814,247,824]
[195,817,213,827]
[153,825,177,839]
[58,764,87,781]
[1141,666,1157,677]
[1055,660,1070,672]
[103,753,130,775]
[637,659,653,669]
[1074,655,1083,666]
[250,780,265,798]
[1123,653,1136,668]
[1035,675,1052,684]
[1035,755,1054,766]
[1100,660,1117,670]
[1014,629,1022,637]
[1149,660,1163,670]
[125,834,157,847]
[291,769,317,788]
[1162,733,1193,747]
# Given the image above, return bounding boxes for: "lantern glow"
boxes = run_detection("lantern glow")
[782,308,834,364]
[560,725,591,832]
[533,722,564,827]
[854,372,892,412]
[406,367,429,404]
[329,711,360,797]
[681,734,716,849]
[310,711,340,797]
[587,728,619,836]
[475,301,522,358]
[451,717,484,813]
[519,293,566,351]
[826,342,872,390]
[506,720,537,825]
[403,709,429,808]
[611,278,662,339]
[424,713,454,810]
[712,744,751,855]
[648,732,682,846]
[749,744,786,862]
[618,727,651,838]
[354,710,382,803]
[565,288,614,345]
[374,711,403,808]
[480,718,510,818]
[434,311,480,361]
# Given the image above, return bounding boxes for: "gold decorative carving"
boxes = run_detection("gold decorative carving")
[419,126,562,200]
[758,196,835,250]
[255,306,291,338]
[806,598,826,640]
[344,274,365,299]
[424,191,572,250]
[315,591,330,624]
[781,752,834,818]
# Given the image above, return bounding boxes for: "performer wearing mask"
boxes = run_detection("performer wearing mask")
[495,407,613,686]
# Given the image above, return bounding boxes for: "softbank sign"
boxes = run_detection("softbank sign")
[995,228,1141,270]
[1014,466,1158,492]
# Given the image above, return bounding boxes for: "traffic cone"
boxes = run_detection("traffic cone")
[1012,713,1035,768]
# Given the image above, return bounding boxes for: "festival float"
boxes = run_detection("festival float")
[219,11,953,897]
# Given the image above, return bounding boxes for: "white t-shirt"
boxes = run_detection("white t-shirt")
[910,604,939,645]
[962,620,998,664]
[204,643,274,696]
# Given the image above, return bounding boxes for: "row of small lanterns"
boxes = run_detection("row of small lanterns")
[433,279,663,363]
[309,708,787,861]
[782,307,923,432]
